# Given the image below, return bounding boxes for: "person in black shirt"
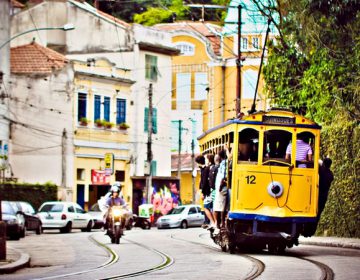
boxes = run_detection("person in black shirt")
[318,158,334,218]
[195,154,215,228]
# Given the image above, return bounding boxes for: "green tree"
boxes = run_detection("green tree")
[134,0,189,25]
[257,0,360,237]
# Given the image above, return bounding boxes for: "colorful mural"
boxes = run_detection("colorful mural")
[150,182,180,216]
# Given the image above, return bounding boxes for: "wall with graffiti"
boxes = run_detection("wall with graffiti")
[132,178,180,217]
[150,181,180,216]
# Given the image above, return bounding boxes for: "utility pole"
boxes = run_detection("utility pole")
[189,118,196,203]
[145,84,153,203]
[236,4,242,117]
[61,128,67,193]
[0,0,10,261]
[177,120,182,179]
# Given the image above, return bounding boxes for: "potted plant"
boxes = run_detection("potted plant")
[95,119,104,128]
[118,122,130,130]
[104,121,114,129]
[79,117,89,126]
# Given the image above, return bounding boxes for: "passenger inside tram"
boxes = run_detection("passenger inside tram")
[238,128,259,163]
[285,133,314,168]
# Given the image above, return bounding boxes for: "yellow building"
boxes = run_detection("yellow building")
[156,19,271,202]
[72,58,135,210]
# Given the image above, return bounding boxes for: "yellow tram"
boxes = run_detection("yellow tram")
[198,108,321,253]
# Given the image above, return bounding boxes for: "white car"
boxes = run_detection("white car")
[156,204,205,229]
[38,201,93,233]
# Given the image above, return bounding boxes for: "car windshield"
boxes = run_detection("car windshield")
[39,204,64,213]
[20,202,35,214]
[169,207,185,215]
[90,203,100,212]
[1,202,15,215]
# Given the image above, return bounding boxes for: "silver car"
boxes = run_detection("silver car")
[156,205,205,229]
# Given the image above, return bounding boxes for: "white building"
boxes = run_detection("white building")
[10,0,179,210]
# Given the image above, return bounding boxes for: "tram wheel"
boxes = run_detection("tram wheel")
[228,243,236,254]
[268,242,286,254]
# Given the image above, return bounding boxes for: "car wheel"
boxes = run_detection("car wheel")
[126,219,133,230]
[20,227,26,238]
[60,222,72,233]
[10,232,20,240]
[86,221,92,232]
[180,220,188,229]
[36,224,42,235]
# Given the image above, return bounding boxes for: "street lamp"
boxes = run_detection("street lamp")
[0,23,75,50]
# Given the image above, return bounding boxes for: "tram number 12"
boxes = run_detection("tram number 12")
[246,175,256,184]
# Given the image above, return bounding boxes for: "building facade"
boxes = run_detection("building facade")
[10,0,178,213]
[9,42,74,200]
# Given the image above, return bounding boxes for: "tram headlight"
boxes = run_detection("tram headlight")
[267,181,284,198]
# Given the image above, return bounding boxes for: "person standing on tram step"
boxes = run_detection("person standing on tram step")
[285,134,313,168]
[200,154,216,229]
[195,154,210,227]
[210,154,220,228]
[318,157,334,219]
[213,149,228,232]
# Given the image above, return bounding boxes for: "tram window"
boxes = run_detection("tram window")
[237,128,259,164]
[286,132,315,168]
[263,130,292,165]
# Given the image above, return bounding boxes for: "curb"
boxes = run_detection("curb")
[299,238,360,250]
[0,250,30,274]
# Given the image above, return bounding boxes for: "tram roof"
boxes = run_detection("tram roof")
[198,109,321,140]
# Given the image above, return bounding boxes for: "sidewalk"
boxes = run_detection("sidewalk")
[0,236,359,274]
[0,246,30,274]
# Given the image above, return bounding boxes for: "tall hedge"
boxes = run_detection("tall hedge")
[317,115,360,237]
[0,183,58,210]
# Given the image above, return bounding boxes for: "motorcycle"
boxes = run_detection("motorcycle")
[107,206,128,244]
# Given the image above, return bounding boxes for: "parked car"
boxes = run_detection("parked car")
[1,201,24,240]
[156,204,205,229]
[88,203,104,229]
[89,202,134,230]
[9,201,42,235]
[37,201,94,233]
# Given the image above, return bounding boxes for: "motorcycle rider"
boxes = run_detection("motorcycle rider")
[103,183,127,230]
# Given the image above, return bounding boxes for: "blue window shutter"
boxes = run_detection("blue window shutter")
[78,93,87,121]
[116,99,126,124]
[144,107,149,132]
[104,97,110,121]
[152,108,157,134]
[94,95,101,121]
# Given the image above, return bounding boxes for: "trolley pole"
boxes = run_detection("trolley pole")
[236,4,242,117]
[145,84,153,203]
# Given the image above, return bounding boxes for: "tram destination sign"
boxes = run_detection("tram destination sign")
[262,115,295,125]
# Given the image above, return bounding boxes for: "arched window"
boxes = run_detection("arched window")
[263,129,292,166]
[237,128,259,164]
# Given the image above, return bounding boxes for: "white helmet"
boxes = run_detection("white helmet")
[110,182,122,193]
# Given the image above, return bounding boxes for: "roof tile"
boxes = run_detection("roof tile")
[11,42,68,74]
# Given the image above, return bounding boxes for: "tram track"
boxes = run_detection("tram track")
[170,232,265,280]
[173,231,334,280]
[35,233,174,280]
[292,255,334,280]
